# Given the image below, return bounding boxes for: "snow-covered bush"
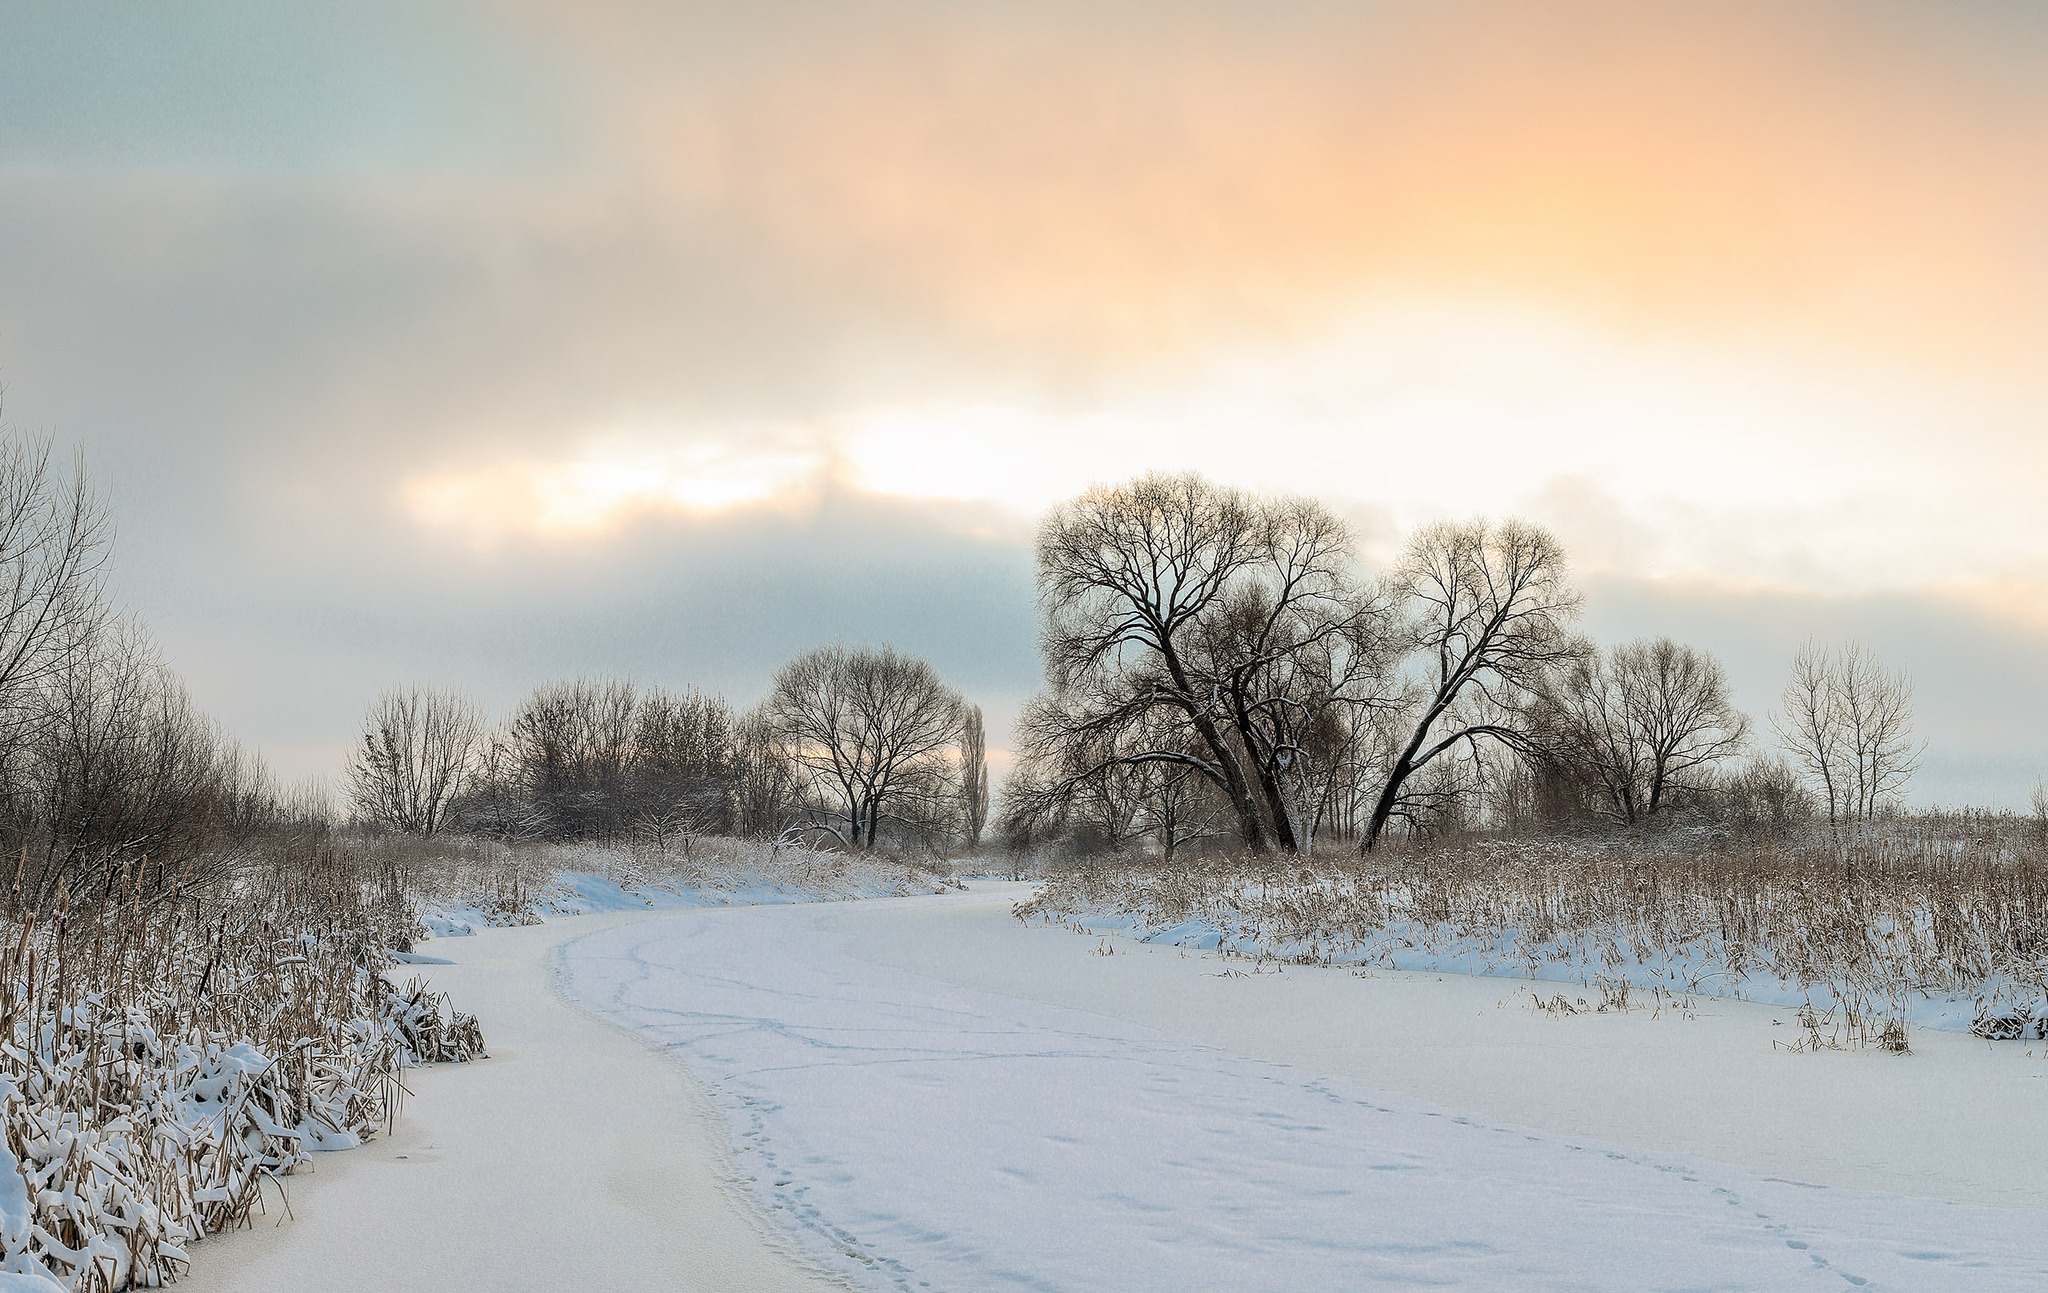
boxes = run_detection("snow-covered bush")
[0,840,484,1290]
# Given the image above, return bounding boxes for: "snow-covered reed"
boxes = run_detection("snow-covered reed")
[1,838,484,1291]
[1021,817,2048,1044]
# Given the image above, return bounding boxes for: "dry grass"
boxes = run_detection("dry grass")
[1020,816,2048,1045]
[386,834,962,930]
[1,836,485,1291]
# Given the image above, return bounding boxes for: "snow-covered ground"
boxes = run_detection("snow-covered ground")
[175,880,2048,1292]
[181,911,838,1293]
[562,886,2048,1292]
[1020,898,2046,1039]
[856,890,2048,1211]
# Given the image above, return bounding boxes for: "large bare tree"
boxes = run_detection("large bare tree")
[764,643,965,849]
[1773,638,1920,824]
[1360,518,1581,849]
[1534,636,1749,823]
[346,684,485,835]
[1028,473,1397,854]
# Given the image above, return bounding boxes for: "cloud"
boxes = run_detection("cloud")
[133,485,1042,780]
[4,0,2046,796]
[510,0,2048,370]
[401,438,830,542]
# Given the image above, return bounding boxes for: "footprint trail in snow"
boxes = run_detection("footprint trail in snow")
[560,897,2047,1292]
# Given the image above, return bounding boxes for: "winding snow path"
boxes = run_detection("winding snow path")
[563,889,2048,1292]
[179,887,2048,1291]
[184,912,838,1293]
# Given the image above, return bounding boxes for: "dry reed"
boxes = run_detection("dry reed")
[2,836,485,1291]
[1020,816,2048,1044]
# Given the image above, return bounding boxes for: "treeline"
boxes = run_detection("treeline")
[998,473,1925,859]
[348,470,1945,862]
[0,419,1959,883]
[346,644,992,854]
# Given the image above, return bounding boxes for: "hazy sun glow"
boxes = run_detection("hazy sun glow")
[369,0,2048,604]
[402,439,825,540]
[403,300,2047,596]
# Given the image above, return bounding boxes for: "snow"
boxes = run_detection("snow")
[561,886,2048,1292]
[0,1144,59,1292]
[1035,903,2042,1038]
[855,890,2048,1211]
[175,880,2048,1292]
[414,864,955,936]
[181,911,837,1293]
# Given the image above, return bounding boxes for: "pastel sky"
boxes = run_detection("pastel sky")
[3,0,2044,801]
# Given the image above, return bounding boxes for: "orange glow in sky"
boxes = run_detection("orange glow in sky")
[10,0,2045,792]
[386,0,2048,602]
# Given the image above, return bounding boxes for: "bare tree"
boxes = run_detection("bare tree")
[960,704,989,848]
[447,728,552,841]
[1534,636,1749,824]
[732,708,801,837]
[0,430,295,914]
[1029,473,1398,854]
[1773,638,1920,824]
[1837,642,1921,820]
[1360,518,1581,849]
[633,686,737,834]
[345,684,485,835]
[3,619,246,914]
[508,676,638,839]
[763,643,966,849]
[1776,640,1845,824]
[0,431,112,759]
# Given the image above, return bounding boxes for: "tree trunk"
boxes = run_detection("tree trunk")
[1360,751,1412,851]
[1161,652,1271,852]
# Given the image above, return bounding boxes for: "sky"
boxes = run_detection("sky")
[1,0,2045,803]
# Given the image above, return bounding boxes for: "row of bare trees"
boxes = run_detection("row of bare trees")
[1003,473,1921,857]
[342,470,1930,859]
[345,646,989,853]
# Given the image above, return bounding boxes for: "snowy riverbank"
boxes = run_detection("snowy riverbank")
[183,882,2048,1291]
[566,885,2048,1291]
[179,910,838,1293]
